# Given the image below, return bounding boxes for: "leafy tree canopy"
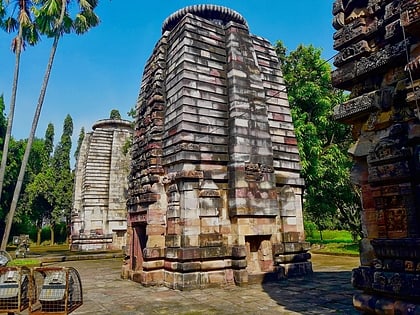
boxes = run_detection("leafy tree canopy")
[110,109,121,120]
[275,41,362,239]
[74,126,84,161]
[0,95,7,148]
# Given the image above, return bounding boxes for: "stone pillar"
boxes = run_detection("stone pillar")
[126,4,310,290]
[332,0,420,313]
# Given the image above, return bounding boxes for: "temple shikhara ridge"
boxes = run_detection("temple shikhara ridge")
[332,0,420,313]
[123,5,311,289]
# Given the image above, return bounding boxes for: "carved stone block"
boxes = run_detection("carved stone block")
[333,17,378,50]
[401,1,420,34]
[334,40,372,66]
[333,90,380,123]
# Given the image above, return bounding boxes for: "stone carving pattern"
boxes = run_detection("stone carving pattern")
[332,0,420,312]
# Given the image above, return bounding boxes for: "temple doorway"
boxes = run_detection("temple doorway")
[131,225,147,271]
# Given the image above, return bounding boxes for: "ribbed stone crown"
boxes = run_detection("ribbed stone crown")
[162,4,248,33]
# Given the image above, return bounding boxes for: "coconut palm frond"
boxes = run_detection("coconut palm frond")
[2,16,18,32]
[22,22,41,45]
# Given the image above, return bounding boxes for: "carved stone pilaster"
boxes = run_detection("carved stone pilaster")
[332,0,420,313]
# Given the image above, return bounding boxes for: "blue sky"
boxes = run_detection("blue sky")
[0,1,335,149]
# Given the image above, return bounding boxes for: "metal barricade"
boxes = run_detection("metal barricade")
[0,266,30,313]
[29,267,83,315]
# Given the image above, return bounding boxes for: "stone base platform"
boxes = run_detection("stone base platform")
[124,260,313,290]
[248,262,313,285]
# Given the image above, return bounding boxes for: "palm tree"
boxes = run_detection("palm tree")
[0,0,40,210]
[0,1,6,23]
[0,0,99,250]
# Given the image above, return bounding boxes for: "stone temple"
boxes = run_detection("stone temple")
[124,5,311,289]
[332,0,420,313]
[71,118,132,251]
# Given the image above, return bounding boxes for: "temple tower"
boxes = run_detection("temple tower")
[72,118,132,251]
[332,0,420,313]
[125,5,310,289]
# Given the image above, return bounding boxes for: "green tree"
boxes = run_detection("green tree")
[1,137,46,239]
[110,109,121,120]
[0,95,7,149]
[50,114,73,244]
[0,0,5,23]
[127,107,136,120]
[43,123,54,162]
[1,0,100,250]
[23,124,54,245]
[0,138,23,233]
[275,41,362,240]
[25,166,55,245]
[0,94,13,235]
[25,116,73,245]
[74,127,84,162]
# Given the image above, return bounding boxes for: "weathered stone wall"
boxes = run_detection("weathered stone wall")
[72,119,132,251]
[332,0,420,313]
[125,5,310,289]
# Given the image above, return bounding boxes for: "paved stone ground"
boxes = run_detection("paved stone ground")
[12,254,361,315]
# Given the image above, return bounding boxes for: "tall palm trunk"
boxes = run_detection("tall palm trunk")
[0,0,66,251]
[0,27,23,251]
[0,26,22,209]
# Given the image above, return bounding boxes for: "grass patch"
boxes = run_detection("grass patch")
[8,244,121,256]
[311,242,359,256]
[8,258,41,267]
[306,230,360,256]
[306,230,356,244]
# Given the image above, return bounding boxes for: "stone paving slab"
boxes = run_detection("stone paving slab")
[10,254,361,315]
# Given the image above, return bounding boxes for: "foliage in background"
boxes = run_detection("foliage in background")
[0,0,100,249]
[0,95,6,145]
[24,115,74,245]
[51,114,74,243]
[305,230,359,256]
[74,127,84,162]
[0,94,47,241]
[0,0,41,214]
[110,109,121,120]
[0,0,5,23]
[22,123,53,245]
[275,41,362,240]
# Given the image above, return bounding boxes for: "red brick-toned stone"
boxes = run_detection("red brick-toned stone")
[126,5,308,289]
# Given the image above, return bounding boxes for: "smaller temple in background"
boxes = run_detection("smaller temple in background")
[71,117,132,251]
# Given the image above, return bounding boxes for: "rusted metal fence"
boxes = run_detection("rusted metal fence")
[0,266,82,315]
[0,266,30,313]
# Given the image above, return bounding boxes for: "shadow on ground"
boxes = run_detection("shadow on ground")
[28,255,362,315]
[261,271,360,314]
